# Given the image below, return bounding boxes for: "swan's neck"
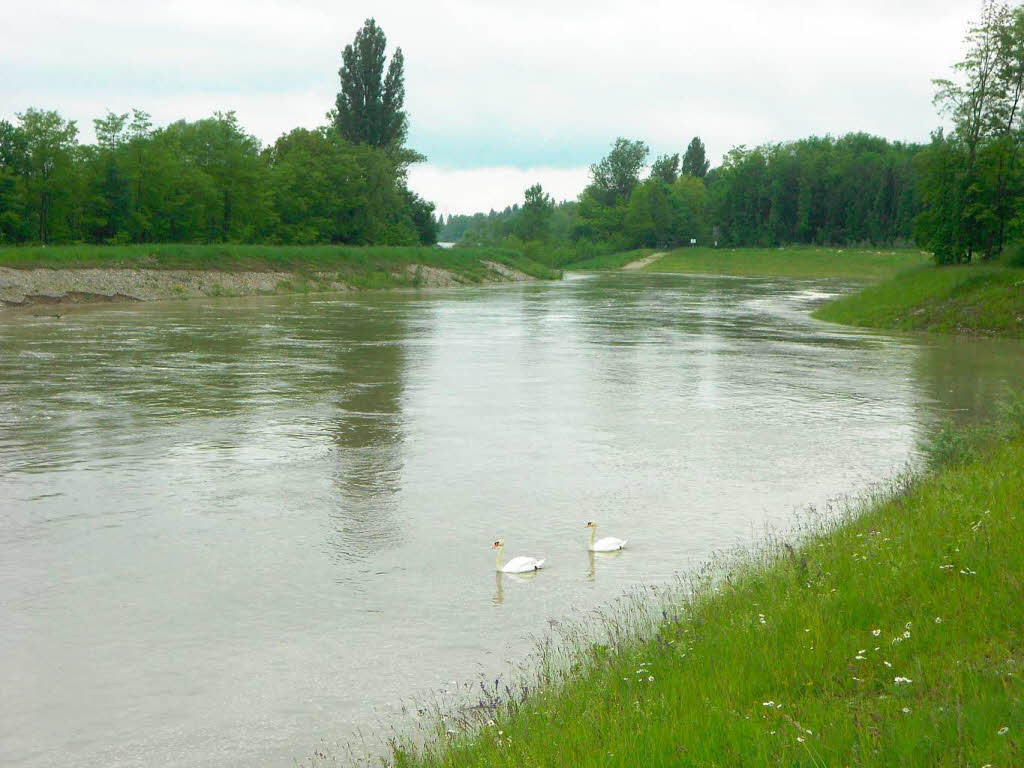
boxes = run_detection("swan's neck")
[495,545,504,571]
[589,526,596,547]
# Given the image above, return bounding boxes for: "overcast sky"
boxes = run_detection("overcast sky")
[2,0,975,216]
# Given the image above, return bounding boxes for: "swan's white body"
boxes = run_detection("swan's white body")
[501,555,545,573]
[493,541,544,573]
[586,522,627,552]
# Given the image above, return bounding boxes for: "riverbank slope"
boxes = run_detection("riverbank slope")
[639,246,931,280]
[0,244,559,309]
[813,263,1024,338]
[388,426,1023,767]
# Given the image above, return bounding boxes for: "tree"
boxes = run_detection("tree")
[922,1,1024,262]
[649,153,680,184]
[589,138,649,204]
[333,18,408,148]
[519,183,554,241]
[17,109,79,243]
[682,137,710,178]
[0,120,28,242]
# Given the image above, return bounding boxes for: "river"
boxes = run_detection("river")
[1,273,1021,767]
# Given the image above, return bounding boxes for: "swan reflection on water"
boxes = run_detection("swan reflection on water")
[587,548,624,581]
[493,569,540,605]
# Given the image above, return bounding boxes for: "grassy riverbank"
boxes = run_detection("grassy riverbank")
[0,243,561,284]
[637,246,930,280]
[387,416,1024,767]
[814,264,1024,338]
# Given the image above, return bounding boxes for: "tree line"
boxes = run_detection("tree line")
[442,133,922,261]
[0,19,439,247]
[444,2,1023,266]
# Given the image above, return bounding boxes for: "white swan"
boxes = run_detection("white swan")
[492,539,544,573]
[585,521,627,552]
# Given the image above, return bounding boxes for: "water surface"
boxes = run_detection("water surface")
[1,273,1021,767]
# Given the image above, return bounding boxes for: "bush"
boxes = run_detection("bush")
[1000,241,1024,267]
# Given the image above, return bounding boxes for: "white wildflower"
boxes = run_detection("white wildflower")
[648,675,654,682]
[905,621,912,629]
[934,617,942,624]
[902,708,911,714]
[855,655,866,660]
[998,726,1009,735]
[762,701,775,707]
[872,629,881,637]
[903,630,911,639]
[797,736,805,743]
[894,676,913,684]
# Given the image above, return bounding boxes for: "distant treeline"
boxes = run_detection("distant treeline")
[441,133,921,261]
[0,19,440,247]
[444,2,1024,266]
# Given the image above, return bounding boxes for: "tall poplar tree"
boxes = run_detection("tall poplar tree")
[333,19,408,148]
[681,137,710,178]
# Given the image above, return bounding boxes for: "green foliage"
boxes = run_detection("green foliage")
[332,18,407,148]
[681,135,709,178]
[518,183,554,241]
[709,134,922,247]
[649,153,680,184]
[588,137,649,205]
[15,108,79,243]
[917,2,1024,262]
[813,263,1024,336]
[0,21,431,248]
[1002,241,1024,266]
[0,107,433,247]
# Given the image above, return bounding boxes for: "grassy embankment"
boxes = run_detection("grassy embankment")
[813,264,1024,338]
[0,243,561,287]
[568,245,1022,338]
[637,246,931,280]
[385,408,1024,768]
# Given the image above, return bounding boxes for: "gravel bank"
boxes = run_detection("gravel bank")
[0,261,536,312]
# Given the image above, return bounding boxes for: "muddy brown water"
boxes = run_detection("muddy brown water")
[1,273,1021,767]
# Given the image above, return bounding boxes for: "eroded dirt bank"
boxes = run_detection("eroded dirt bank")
[0,261,535,312]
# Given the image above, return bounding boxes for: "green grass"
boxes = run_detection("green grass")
[564,249,657,271]
[0,244,561,284]
[641,246,931,280]
[814,264,1024,338]
[380,418,1024,768]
